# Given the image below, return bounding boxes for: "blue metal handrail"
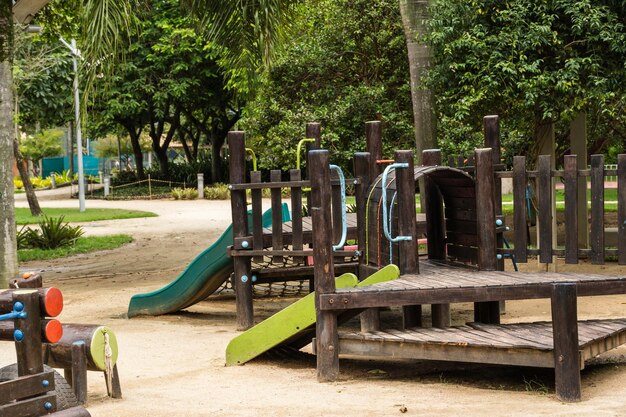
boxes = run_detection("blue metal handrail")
[329,164,347,251]
[381,163,412,243]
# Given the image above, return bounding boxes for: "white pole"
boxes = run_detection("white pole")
[71,39,86,212]
[61,37,86,212]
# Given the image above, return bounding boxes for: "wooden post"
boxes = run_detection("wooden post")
[422,149,449,328]
[590,155,605,265]
[365,121,383,182]
[306,122,322,149]
[270,170,284,264]
[310,150,339,382]
[618,154,626,265]
[537,155,553,264]
[513,156,528,263]
[290,169,304,264]
[228,131,253,330]
[14,290,44,376]
[551,283,581,402]
[474,149,499,324]
[250,171,264,263]
[563,155,579,264]
[354,152,380,332]
[71,342,88,404]
[570,112,589,248]
[395,150,421,328]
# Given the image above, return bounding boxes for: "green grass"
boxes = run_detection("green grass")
[15,208,158,225]
[18,234,133,262]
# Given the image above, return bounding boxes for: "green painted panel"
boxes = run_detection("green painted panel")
[225,264,400,366]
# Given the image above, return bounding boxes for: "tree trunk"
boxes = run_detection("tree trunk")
[14,94,42,216]
[210,137,224,183]
[399,0,435,163]
[13,137,42,216]
[0,6,18,288]
[128,128,145,179]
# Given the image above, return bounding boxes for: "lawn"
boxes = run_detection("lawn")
[18,234,134,262]
[15,208,158,225]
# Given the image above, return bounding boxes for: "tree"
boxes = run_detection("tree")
[19,129,65,175]
[399,0,435,162]
[1,2,18,288]
[242,0,414,171]
[426,0,626,161]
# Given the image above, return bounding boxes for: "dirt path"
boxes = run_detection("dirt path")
[3,190,626,416]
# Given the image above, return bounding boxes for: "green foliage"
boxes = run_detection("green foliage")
[426,0,626,160]
[18,129,65,168]
[204,183,231,200]
[15,207,157,225]
[18,234,133,262]
[18,216,84,250]
[14,177,23,190]
[171,187,198,200]
[242,0,414,172]
[93,134,151,158]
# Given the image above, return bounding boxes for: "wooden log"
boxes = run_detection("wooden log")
[0,318,62,343]
[563,155,579,264]
[9,273,42,289]
[537,155,553,264]
[551,283,581,402]
[474,149,499,324]
[228,131,253,330]
[14,291,44,377]
[47,406,92,417]
[290,169,304,264]
[396,150,421,328]
[270,170,284,264]
[590,154,605,264]
[306,122,322,149]
[71,342,87,405]
[250,171,264,263]
[45,324,119,373]
[310,150,339,382]
[618,154,626,265]
[0,287,63,317]
[511,157,528,263]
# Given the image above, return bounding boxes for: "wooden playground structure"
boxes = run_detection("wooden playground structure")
[227,115,626,401]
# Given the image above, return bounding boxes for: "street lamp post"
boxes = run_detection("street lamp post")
[60,37,86,212]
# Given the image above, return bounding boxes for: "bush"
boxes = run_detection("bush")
[18,216,84,249]
[52,170,77,186]
[171,188,198,200]
[14,178,23,190]
[204,184,230,200]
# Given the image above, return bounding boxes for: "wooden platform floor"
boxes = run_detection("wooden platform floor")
[339,319,626,369]
[319,259,626,310]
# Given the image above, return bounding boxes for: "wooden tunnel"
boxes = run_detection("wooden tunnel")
[365,162,477,269]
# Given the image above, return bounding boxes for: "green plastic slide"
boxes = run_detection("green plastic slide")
[127,205,289,317]
[225,264,400,366]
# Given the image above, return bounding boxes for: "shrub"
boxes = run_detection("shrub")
[14,178,23,190]
[18,216,84,249]
[171,188,198,200]
[204,184,230,200]
[31,177,52,189]
[51,170,76,186]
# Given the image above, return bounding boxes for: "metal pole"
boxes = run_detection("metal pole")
[61,37,86,212]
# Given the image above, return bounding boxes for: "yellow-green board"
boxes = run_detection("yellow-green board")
[225,264,400,366]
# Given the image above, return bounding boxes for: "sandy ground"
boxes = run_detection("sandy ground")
[3,187,626,417]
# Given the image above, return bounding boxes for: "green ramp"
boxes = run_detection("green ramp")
[127,205,289,317]
[225,264,400,366]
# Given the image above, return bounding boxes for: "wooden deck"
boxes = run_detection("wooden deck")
[338,319,626,369]
[318,260,626,311]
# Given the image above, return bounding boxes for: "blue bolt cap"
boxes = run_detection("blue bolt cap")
[496,219,503,226]
[241,275,249,283]
[13,301,24,312]
[42,379,50,388]
[496,254,503,260]
[241,241,249,248]
[251,275,257,282]
[14,329,24,342]
[44,402,53,410]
